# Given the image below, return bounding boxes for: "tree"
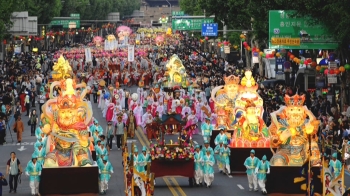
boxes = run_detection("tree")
[0,0,24,41]
[17,0,62,24]
[179,0,203,15]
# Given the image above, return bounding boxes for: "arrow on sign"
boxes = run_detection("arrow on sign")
[18,146,26,151]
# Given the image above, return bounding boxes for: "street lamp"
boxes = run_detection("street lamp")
[165,0,172,21]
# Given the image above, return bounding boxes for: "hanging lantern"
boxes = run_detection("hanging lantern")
[329,69,335,74]
[334,69,340,75]
[259,52,264,56]
[289,55,295,60]
[311,61,317,67]
[345,64,350,70]
[316,65,321,71]
[323,69,329,75]
[339,66,345,72]
[275,52,281,57]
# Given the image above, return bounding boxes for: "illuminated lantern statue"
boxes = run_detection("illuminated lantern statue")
[269,94,320,166]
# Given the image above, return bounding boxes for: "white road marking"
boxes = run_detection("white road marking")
[22,142,29,145]
[16,143,20,145]
[237,184,244,190]
[127,140,137,143]
[30,142,34,145]
[18,146,27,151]
[193,141,198,145]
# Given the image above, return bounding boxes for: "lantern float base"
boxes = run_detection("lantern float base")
[39,165,99,195]
[229,148,274,173]
[266,166,321,194]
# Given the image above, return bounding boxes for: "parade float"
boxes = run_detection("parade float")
[35,55,99,195]
[210,69,272,172]
[266,94,325,195]
[162,54,190,91]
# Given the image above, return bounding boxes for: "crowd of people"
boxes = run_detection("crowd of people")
[0,29,350,196]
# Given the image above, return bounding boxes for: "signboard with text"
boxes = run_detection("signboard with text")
[269,10,338,49]
[50,20,80,28]
[172,11,184,16]
[201,23,218,36]
[172,18,214,30]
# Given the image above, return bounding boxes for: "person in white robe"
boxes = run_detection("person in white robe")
[156,102,165,118]
[118,89,126,109]
[133,103,143,126]
[137,87,144,104]
[181,102,192,118]
[102,98,110,118]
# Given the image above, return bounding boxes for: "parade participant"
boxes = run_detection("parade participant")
[133,103,143,126]
[98,90,105,109]
[122,109,128,124]
[102,96,111,118]
[114,115,126,150]
[181,102,191,118]
[118,88,126,109]
[195,98,204,122]
[105,101,115,122]
[202,141,214,155]
[201,117,213,143]
[214,141,224,173]
[202,102,212,122]
[151,101,158,117]
[142,110,152,130]
[126,110,136,138]
[98,157,114,195]
[175,100,183,114]
[33,143,46,166]
[92,120,104,135]
[255,155,270,195]
[139,146,151,174]
[96,141,108,160]
[221,141,231,176]
[156,102,165,118]
[137,86,144,104]
[194,145,204,186]
[25,155,42,196]
[202,149,215,188]
[329,152,342,179]
[92,81,99,103]
[214,128,228,145]
[244,149,260,192]
[35,123,43,139]
[145,115,155,142]
[105,121,114,150]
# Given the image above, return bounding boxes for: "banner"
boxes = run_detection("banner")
[124,37,128,45]
[128,45,134,62]
[85,48,92,62]
[322,158,344,196]
[104,41,110,51]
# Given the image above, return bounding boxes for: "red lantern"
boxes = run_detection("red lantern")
[205,37,208,41]
[311,61,317,67]
[324,69,329,75]
[243,42,248,46]
[289,55,295,60]
[329,69,335,74]
[334,69,340,75]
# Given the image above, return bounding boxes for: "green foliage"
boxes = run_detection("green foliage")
[61,0,140,20]
[0,0,23,41]
[179,0,203,15]
[16,0,62,24]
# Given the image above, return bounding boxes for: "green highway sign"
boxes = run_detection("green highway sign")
[172,11,184,16]
[70,13,80,19]
[172,18,214,30]
[50,20,80,28]
[269,10,338,49]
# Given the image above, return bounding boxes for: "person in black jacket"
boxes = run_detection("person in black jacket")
[0,172,8,196]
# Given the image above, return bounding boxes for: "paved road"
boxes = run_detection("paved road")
[1,86,350,196]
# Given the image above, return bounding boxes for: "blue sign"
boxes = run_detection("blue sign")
[201,23,218,37]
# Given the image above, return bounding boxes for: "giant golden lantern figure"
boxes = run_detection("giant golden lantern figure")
[269,94,320,166]
[163,55,189,88]
[211,69,269,148]
[41,56,94,167]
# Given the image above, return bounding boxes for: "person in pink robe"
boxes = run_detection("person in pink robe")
[176,104,183,114]
[133,103,143,126]
[151,102,158,117]
[105,103,115,122]
[167,96,173,113]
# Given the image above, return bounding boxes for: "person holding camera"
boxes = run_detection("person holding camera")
[6,152,23,193]
[0,172,8,196]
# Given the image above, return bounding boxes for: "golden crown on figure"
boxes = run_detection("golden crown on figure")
[224,75,240,85]
[284,95,305,106]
